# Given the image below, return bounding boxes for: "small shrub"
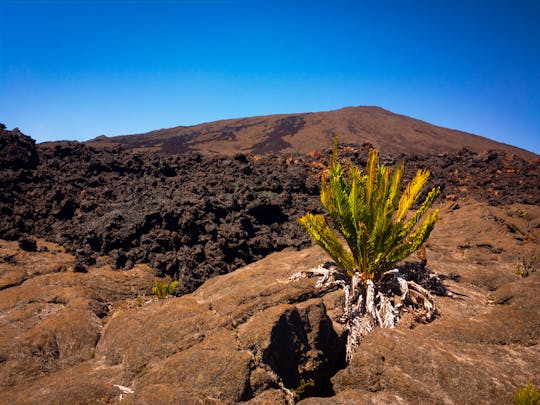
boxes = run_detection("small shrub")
[299,138,440,283]
[513,382,540,405]
[296,139,441,360]
[152,279,178,299]
[515,252,538,278]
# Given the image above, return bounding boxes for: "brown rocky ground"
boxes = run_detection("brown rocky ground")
[0,199,538,404]
[1,125,539,403]
[2,127,538,295]
[86,106,535,159]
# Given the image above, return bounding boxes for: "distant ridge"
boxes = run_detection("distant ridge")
[87,106,536,159]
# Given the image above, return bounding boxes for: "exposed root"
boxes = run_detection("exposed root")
[289,262,348,291]
[277,380,296,405]
[289,263,439,361]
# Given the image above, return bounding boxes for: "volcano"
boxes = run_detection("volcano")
[87,106,535,158]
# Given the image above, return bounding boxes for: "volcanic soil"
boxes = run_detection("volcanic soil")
[0,124,539,404]
[87,106,536,159]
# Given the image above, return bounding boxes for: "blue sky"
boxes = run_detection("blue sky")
[1,0,539,154]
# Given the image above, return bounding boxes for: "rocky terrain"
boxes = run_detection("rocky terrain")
[0,200,538,404]
[87,106,535,159]
[1,123,539,403]
[1,126,538,294]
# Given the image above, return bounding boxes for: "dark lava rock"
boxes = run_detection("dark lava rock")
[72,263,88,273]
[0,126,538,294]
[19,238,37,252]
[0,125,39,170]
[18,237,37,252]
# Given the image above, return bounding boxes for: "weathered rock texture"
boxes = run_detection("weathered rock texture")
[300,201,540,404]
[0,200,538,404]
[1,125,539,403]
[0,237,345,403]
[1,126,538,295]
[0,239,155,388]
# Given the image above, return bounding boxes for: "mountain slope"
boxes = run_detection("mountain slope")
[87,106,536,158]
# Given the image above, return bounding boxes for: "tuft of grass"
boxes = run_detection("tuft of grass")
[513,382,540,405]
[293,378,315,399]
[515,252,538,278]
[152,279,179,299]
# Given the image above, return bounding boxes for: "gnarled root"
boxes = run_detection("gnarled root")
[289,265,438,361]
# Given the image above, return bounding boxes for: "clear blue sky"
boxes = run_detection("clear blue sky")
[1,0,539,154]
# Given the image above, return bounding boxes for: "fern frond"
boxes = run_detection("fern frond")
[322,149,358,258]
[299,213,355,276]
[387,161,404,209]
[400,186,441,237]
[299,138,440,283]
[365,149,379,208]
[389,209,439,264]
[395,168,430,223]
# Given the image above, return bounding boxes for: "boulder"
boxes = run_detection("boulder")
[0,127,39,170]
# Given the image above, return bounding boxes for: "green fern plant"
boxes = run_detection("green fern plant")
[152,279,179,299]
[299,138,440,283]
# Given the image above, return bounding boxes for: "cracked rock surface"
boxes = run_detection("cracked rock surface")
[0,199,539,404]
[0,239,346,403]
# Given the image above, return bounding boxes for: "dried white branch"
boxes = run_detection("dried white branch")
[277,380,295,405]
[113,384,134,401]
[291,264,438,361]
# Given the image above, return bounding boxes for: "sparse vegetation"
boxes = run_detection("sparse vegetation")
[151,279,178,299]
[513,382,540,405]
[508,206,529,219]
[515,251,538,278]
[299,138,440,282]
[297,138,440,359]
[293,378,315,400]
